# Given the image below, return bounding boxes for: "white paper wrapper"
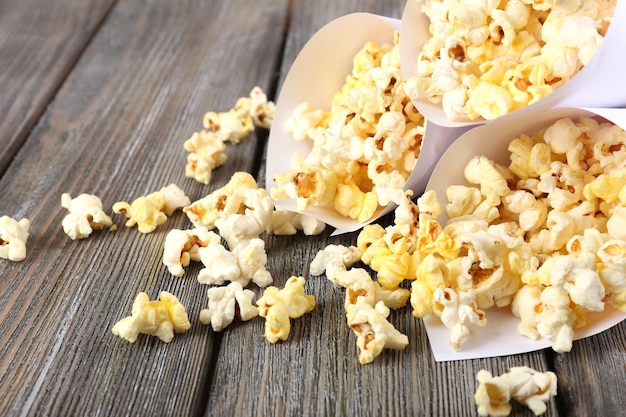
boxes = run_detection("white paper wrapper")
[424,106,626,361]
[399,0,626,128]
[266,12,471,233]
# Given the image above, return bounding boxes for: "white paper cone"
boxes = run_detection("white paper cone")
[424,106,626,361]
[400,0,626,128]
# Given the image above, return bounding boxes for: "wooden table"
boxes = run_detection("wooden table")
[1,0,625,416]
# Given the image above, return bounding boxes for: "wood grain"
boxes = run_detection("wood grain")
[0,1,289,416]
[0,0,117,176]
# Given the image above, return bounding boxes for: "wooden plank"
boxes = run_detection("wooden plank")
[0,0,117,176]
[205,1,555,416]
[0,0,289,416]
[551,321,626,416]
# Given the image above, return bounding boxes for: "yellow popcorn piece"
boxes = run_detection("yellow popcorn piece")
[60,193,113,240]
[346,298,409,364]
[199,282,259,332]
[271,165,338,211]
[583,167,626,204]
[475,367,557,417]
[248,86,276,129]
[334,183,378,223]
[0,215,30,262]
[256,276,316,343]
[183,130,227,185]
[411,253,448,318]
[203,101,253,145]
[162,227,221,276]
[333,267,410,311]
[511,284,543,340]
[597,240,626,311]
[184,171,260,229]
[112,291,191,343]
[113,184,189,233]
[464,156,511,207]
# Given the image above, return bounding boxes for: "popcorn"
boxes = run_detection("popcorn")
[265,210,326,236]
[0,215,30,262]
[184,87,274,184]
[309,244,362,280]
[162,227,221,276]
[113,183,189,233]
[183,129,227,185]
[474,367,557,416]
[271,34,426,222]
[418,115,626,352]
[111,291,191,343]
[214,187,274,248]
[433,288,486,351]
[60,193,113,240]
[256,276,316,343]
[197,237,272,288]
[184,172,260,229]
[407,0,617,121]
[346,298,409,364]
[199,282,259,331]
[333,267,410,311]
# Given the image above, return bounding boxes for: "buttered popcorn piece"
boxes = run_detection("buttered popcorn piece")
[197,237,272,288]
[162,227,221,276]
[407,0,617,121]
[0,215,30,262]
[271,33,426,222]
[346,297,409,364]
[111,291,191,343]
[60,193,113,240]
[265,210,326,236]
[475,367,557,417]
[113,184,189,233]
[183,129,227,185]
[199,282,259,332]
[184,171,260,229]
[256,276,316,343]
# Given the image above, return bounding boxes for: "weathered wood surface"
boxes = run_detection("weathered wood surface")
[0,0,624,416]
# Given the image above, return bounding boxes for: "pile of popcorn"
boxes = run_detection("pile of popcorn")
[184,87,276,184]
[346,115,626,356]
[270,32,426,223]
[404,0,617,121]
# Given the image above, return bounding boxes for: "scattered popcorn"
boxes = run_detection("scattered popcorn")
[111,291,191,343]
[162,227,221,276]
[265,210,326,236]
[475,367,557,416]
[60,193,113,240]
[271,33,426,222]
[346,297,409,364]
[113,183,189,233]
[256,276,315,343]
[197,237,272,288]
[406,0,617,121]
[0,215,30,262]
[184,87,275,184]
[184,172,261,230]
[309,244,362,280]
[199,282,259,331]
[184,130,227,184]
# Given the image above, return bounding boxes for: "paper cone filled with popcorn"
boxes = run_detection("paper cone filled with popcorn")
[266,12,470,233]
[420,106,626,361]
[399,0,625,127]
